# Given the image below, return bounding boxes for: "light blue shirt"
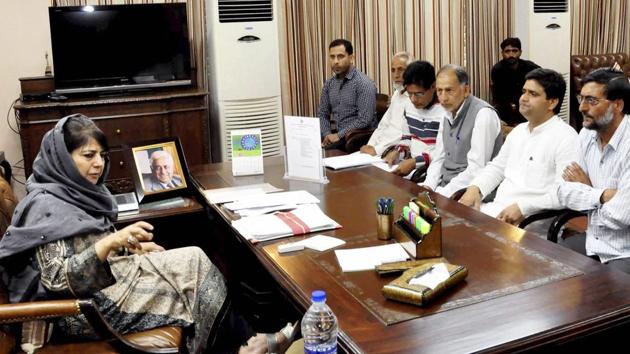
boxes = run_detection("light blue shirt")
[557,115,630,263]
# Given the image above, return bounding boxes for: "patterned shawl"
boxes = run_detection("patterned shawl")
[0,114,117,259]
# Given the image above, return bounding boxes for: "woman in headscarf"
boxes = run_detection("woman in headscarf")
[0,114,295,354]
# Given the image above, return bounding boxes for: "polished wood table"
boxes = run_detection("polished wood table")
[192,157,630,353]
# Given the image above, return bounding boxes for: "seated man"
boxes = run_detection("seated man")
[382,60,446,179]
[459,68,578,225]
[360,51,414,156]
[319,38,377,150]
[421,65,503,198]
[143,150,183,192]
[491,37,540,126]
[557,68,630,273]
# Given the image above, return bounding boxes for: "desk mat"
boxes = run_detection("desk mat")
[306,211,583,326]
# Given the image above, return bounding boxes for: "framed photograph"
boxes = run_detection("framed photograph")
[127,137,190,203]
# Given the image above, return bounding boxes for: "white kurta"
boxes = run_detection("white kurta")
[471,116,578,217]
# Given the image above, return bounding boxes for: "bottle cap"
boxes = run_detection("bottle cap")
[311,290,326,302]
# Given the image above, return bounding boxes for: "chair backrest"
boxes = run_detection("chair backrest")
[0,175,18,238]
[569,53,630,130]
[375,93,390,123]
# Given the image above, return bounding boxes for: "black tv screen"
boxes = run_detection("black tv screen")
[49,4,191,94]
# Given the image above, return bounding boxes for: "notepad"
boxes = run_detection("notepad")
[335,244,410,272]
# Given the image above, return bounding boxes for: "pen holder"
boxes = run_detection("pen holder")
[392,215,442,259]
[376,213,393,240]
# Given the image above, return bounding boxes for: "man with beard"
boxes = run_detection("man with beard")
[319,38,377,150]
[558,67,630,273]
[459,68,577,225]
[491,37,540,126]
[361,52,414,157]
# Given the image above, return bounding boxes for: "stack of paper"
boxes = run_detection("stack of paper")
[224,190,319,211]
[203,183,282,204]
[323,152,382,170]
[335,244,410,272]
[232,204,341,242]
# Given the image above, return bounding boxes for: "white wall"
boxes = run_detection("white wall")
[0,0,52,196]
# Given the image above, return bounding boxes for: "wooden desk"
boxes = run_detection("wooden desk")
[192,157,630,353]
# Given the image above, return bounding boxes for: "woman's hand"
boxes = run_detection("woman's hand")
[95,221,154,261]
[128,242,165,255]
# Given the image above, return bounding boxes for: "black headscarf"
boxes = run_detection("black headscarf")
[0,114,117,301]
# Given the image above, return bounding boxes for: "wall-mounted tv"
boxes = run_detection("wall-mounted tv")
[49,4,192,95]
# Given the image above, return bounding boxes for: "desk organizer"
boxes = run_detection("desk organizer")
[391,192,442,259]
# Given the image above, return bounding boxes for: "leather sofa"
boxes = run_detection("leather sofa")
[569,53,630,130]
[0,173,183,353]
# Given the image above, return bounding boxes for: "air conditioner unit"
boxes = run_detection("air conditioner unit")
[206,0,283,162]
[515,0,571,123]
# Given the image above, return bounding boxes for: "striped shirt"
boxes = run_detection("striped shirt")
[404,103,443,145]
[319,66,377,138]
[557,115,630,263]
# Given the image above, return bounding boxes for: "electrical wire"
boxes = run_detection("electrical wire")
[6,97,19,134]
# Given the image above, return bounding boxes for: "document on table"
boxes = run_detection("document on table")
[284,116,328,183]
[203,183,282,204]
[335,244,410,272]
[232,204,341,242]
[323,152,382,170]
[408,263,450,289]
[371,161,398,172]
[297,235,346,251]
[223,190,319,211]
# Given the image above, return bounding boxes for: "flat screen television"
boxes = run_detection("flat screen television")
[49,4,192,95]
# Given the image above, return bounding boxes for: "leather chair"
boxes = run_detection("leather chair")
[343,93,390,153]
[450,188,567,232]
[0,174,183,353]
[569,53,630,130]
[547,209,587,243]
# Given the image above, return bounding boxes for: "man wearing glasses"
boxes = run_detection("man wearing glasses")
[558,67,630,273]
[362,60,446,181]
[421,65,503,198]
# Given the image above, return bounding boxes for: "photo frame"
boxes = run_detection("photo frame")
[127,137,190,203]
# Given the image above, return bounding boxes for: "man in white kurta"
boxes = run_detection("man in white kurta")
[459,68,578,225]
[361,52,414,156]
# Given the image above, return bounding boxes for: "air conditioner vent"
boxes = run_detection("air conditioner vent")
[533,0,568,13]
[218,0,273,23]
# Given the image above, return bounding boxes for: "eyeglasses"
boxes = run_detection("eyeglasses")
[404,90,427,98]
[577,95,606,106]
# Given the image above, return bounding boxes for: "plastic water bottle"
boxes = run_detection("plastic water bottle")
[302,290,338,354]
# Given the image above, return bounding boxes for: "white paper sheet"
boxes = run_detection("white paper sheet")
[236,204,297,217]
[408,263,450,289]
[323,152,382,170]
[203,183,282,204]
[371,161,398,172]
[297,235,346,251]
[284,116,327,182]
[335,244,409,272]
[232,204,340,242]
[223,190,319,211]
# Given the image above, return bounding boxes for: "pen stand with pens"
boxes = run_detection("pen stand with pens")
[376,197,394,240]
[392,192,442,259]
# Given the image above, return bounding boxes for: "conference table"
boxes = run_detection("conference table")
[191,156,630,353]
